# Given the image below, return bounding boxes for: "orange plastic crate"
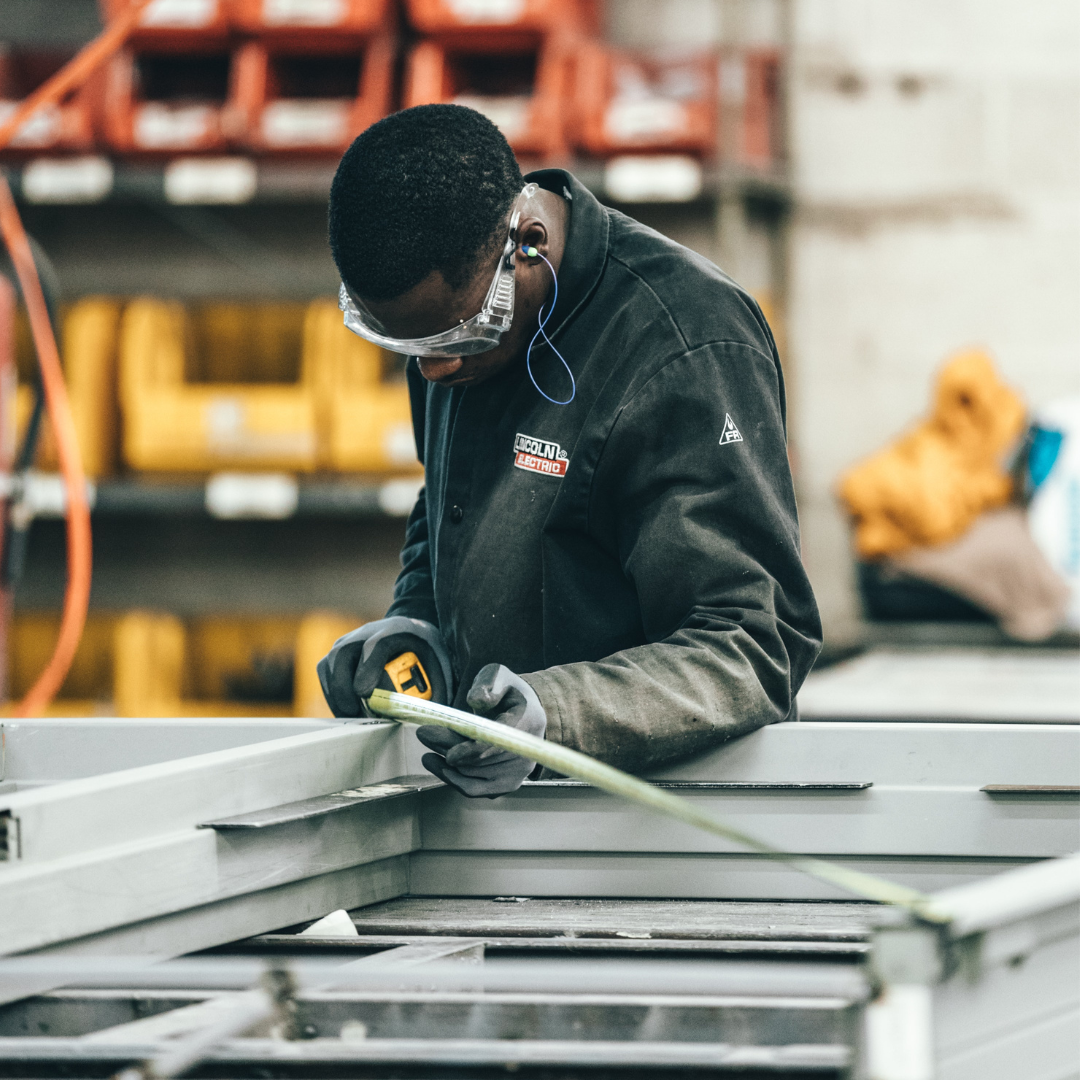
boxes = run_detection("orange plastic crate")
[739,49,781,170]
[404,35,572,159]
[573,42,717,157]
[0,48,99,155]
[99,0,231,49]
[406,0,580,48]
[229,0,393,45]
[102,48,234,153]
[230,36,393,154]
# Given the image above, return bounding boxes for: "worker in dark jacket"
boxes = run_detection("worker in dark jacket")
[318,103,821,797]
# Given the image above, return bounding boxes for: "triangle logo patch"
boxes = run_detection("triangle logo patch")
[719,414,743,445]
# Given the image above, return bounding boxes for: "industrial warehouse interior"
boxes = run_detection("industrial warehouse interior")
[0,1,1077,1078]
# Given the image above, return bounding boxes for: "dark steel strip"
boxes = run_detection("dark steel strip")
[522,780,873,791]
[199,774,443,830]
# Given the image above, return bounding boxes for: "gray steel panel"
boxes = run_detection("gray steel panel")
[240,933,870,958]
[0,718,341,784]
[1,858,408,1004]
[409,851,1035,901]
[2,722,408,863]
[1,797,419,955]
[934,919,1080,1080]
[343,897,878,941]
[649,723,1080,786]
[0,1035,854,1072]
[0,989,859,1047]
[419,785,1080,858]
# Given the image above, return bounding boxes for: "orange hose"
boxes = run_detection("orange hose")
[0,0,156,151]
[0,2,157,713]
[0,178,93,717]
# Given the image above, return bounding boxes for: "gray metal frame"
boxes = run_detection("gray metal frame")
[1,718,1077,972]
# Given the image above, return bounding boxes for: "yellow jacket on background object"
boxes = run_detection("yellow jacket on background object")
[838,349,1026,559]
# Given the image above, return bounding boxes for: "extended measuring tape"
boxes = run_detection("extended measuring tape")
[366,687,951,924]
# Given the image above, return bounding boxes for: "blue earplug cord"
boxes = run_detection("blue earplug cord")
[523,245,575,405]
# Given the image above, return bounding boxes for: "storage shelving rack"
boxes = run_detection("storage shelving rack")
[1,0,792,713]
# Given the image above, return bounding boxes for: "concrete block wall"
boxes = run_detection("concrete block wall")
[787,0,1080,636]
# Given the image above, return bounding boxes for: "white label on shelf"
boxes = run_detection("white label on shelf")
[262,0,346,25]
[452,95,529,140]
[447,0,525,23]
[261,101,349,148]
[603,155,702,203]
[0,102,62,148]
[205,472,299,519]
[19,472,97,519]
[134,103,214,149]
[378,477,424,517]
[141,0,218,27]
[22,156,114,204]
[204,397,316,459]
[604,97,688,142]
[384,422,419,467]
[164,157,257,204]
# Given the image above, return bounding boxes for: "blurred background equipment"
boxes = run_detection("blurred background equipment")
[839,351,1074,642]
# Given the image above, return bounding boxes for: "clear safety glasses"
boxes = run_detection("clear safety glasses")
[338,183,540,358]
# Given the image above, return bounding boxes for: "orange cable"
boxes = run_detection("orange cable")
[0,2,157,712]
[0,179,93,717]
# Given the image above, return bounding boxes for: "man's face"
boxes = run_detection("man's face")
[350,199,567,389]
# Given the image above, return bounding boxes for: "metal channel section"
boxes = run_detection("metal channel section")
[0,902,870,1079]
[0,646,1076,1078]
[0,716,1077,964]
[0,862,1076,1079]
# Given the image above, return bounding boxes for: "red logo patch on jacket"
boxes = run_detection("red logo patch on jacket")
[514,432,568,478]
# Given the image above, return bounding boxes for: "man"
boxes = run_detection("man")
[318,103,821,798]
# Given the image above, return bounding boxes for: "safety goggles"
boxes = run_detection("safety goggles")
[338,183,540,358]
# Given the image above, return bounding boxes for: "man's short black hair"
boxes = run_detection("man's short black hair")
[329,104,525,301]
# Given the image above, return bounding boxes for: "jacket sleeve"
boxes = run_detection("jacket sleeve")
[522,340,822,774]
[384,361,440,626]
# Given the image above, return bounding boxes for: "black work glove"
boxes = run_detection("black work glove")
[417,663,546,799]
[316,616,453,718]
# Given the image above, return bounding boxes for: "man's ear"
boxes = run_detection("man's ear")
[516,216,550,259]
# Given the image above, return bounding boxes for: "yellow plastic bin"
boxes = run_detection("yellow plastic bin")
[304,298,422,474]
[14,299,122,478]
[5,612,118,716]
[119,300,320,472]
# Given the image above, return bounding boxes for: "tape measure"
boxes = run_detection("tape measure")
[366,687,949,922]
[378,652,433,700]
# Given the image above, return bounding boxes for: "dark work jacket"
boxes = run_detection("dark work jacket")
[385,169,821,774]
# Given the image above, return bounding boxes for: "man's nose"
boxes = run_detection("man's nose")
[418,356,465,382]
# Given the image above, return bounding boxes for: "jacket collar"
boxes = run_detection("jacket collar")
[523,169,610,340]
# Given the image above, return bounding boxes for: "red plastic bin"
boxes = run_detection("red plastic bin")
[403,36,572,159]
[102,48,233,153]
[230,37,393,153]
[99,0,231,49]
[0,49,99,154]
[229,0,393,45]
[405,0,581,48]
[572,42,717,157]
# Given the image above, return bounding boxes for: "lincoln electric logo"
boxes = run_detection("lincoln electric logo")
[514,432,568,478]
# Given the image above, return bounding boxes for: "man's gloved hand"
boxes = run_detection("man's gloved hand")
[417,663,546,798]
[316,616,453,717]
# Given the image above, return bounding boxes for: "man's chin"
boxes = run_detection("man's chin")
[421,360,489,386]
